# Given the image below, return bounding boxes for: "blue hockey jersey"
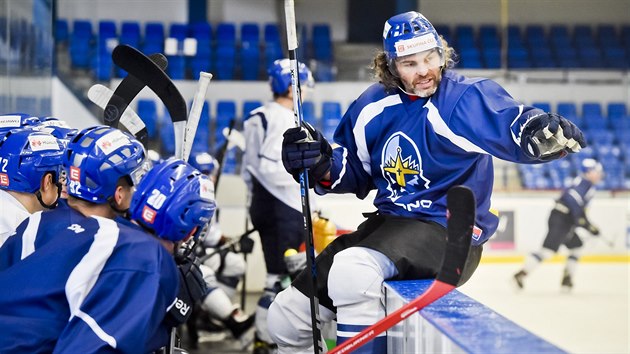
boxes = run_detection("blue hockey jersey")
[0,209,179,353]
[557,176,596,223]
[320,70,545,245]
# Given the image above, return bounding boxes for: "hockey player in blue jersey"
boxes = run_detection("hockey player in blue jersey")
[0,127,216,353]
[270,11,587,354]
[514,158,603,291]
[0,129,64,246]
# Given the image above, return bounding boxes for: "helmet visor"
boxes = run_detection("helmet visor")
[129,159,153,186]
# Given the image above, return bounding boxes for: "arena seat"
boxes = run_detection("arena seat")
[215,22,237,80]
[69,20,93,69]
[136,99,159,139]
[240,23,261,80]
[242,100,262,120]
[264,23,283,69]
[215,100,236,146]
[321,101,342,142]
[142,22,165,55]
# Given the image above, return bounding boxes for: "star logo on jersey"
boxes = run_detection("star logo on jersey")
[383,147,419,187]
[380,132,432,211]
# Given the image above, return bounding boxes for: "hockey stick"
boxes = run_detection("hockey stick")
[182,71,213,162]
[111,44,188,159]
[101,52,168,146]
[329,186,475,354]
[87,84,149,143]
[283,1,322,353]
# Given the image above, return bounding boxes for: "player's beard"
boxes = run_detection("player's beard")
[410,73,441,97]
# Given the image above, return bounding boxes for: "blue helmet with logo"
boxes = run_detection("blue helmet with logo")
[129,158,216,242]
[0,129,64,193]
[63,125,146,203]
[580,158,603,174]
[36,117,78,144]
[383,11,443,64]
[268,58,314,94]
[0,113,41,137]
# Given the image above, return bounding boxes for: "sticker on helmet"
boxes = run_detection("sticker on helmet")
[142,205,157,224]
[95,130,131,155]
[0,173,9,186]
[394,33,437,56]
[199,178,214,200]
[28,135,60,151]
[0,115,22,128]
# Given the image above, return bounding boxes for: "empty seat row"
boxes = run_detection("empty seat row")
[56,19,335,82]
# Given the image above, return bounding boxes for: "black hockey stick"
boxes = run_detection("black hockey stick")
[102,52,168,146]
[283,1,322,353]
[111,44,188,159]
[329,186,475,354]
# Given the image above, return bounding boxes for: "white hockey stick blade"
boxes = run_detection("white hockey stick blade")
[183,71,213,162]
[87,84,147,135]
[222,127,246,151]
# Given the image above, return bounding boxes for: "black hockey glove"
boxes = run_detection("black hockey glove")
[578,217,600,236]
[282,122,332,186]
[520,113,586,161]
[164,255,207,327]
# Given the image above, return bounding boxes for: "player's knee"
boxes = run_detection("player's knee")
[267,286,313,347]
[328,247,395,308]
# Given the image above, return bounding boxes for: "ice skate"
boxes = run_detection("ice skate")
[513,270,527,289]
[561,270,573,291]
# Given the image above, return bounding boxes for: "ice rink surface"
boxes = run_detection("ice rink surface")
[458,262,629,354]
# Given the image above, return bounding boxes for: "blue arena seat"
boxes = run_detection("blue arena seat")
[215,100,236,146]
[214,23,237,80]
[532,102,551,112]
[321,101,342,142]
[240,23,261,80]
[55,19,69,43]
[556,102,580,126]
[190,22,213,79]
[136,99,159,139]
[582,102,607,130]
[143,22,165,55]
[242,100,262,120]
[264,23,284,68]
[301,101,317,129]
[160,112,175,156]
[117,22,141,77]
[69,20,93,69]
[312,24,333,61]
[169,23,188,41]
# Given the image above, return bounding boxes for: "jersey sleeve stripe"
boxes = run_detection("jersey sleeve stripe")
[425,100,489,154]
[65,216,120,347]
[20,211,42,260]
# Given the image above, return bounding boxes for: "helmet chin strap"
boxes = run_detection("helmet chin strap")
[36,181,62,209]
[108,196,129,215]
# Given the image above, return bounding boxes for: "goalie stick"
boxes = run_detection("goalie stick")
[328,186,475,354]
[111,44,188,159]
[283,1,322,353]
[100,52,168,146]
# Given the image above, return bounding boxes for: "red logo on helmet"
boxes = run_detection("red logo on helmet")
[142,205,157,224]
[397,44,405,53]
[100,141,112,149]
[0,173,9,186]
[69,166,81,181]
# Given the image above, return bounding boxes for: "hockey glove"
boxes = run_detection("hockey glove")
[282,122,332,186]
[164,255,208,327]
[521,113,586,161]
[578,217,600,236]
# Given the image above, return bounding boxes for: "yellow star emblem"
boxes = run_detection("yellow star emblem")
[383,147,419,187]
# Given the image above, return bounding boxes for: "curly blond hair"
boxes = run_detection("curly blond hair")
[372,37,457,91]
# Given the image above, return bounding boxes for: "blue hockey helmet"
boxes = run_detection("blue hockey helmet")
[0,113,41,135]
[267,58,314,94]
[189,152,218,175]
[129,158,216,242]
[383,11,443,65]
[63,125,147,203]
[580,158,603,174]
[36,117,78,145]
[0,129,64,193]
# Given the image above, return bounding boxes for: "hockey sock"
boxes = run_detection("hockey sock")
[202,287,237,320]
[523,248,554,273]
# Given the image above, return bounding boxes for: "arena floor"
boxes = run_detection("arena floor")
[182,262,629,354]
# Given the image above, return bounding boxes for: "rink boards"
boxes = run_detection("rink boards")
[384,280,566,354]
